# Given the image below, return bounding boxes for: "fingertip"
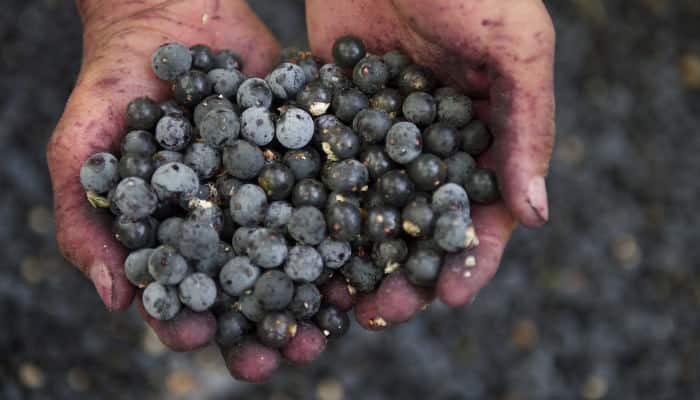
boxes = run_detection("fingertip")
[437,205,514,307]
[282,323,327,364]
[500,172,549,229]
[89,261,135,311]
[223,339,280,383]
[137,299,216,352]
[375,271,432,324]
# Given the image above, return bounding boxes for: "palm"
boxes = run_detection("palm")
[307,0,555,308]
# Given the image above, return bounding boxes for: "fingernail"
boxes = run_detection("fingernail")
[89,262,114,310]
[527,176,549,224]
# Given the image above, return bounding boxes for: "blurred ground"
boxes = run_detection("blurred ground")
[1,0,699,399]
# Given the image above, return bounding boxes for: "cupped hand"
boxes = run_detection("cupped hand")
[306,0,556,323]
[47,0,326,382]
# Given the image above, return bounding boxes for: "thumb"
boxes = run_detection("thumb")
[488,12,556,228]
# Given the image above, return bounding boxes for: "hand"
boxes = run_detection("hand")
[306,0,555,324]
[47,0,324,383]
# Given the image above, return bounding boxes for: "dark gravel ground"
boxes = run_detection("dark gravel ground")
[1,1,699,399]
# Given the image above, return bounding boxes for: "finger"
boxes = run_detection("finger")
[47,91,145,311]
[319,275,356,311]
[136,296,216,351]
[282,322,327,364]
[437,203,516,307]
[222,339,280,383]
[488,12,556,228]
[375,271,433,324]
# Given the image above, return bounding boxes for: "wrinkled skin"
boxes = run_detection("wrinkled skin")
[47,0,554,382]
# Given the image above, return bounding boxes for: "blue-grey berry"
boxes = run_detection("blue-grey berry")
[216,311,251,347]
[321,159,369,193]
[113,215,157,249]
[332,87,369,123]
[237,77,272,109]
[118,154,155,180]
[249,230,288,268]
[190,44,214,71]
[459,120,493,156]
[264,201,294,232]
[353,55,389,94]
[341,256,383,292]
[232,226,257,256]
[405,248,443,287]
[126,97,163,130]
[276,107,314,149]
[178,220,219,261]
[464,168,500,204]
[284,245,323,282]
[325,202,362,242]
[229,184,267,226]
[113,177,158,219]
[319,63,350,92]
[213,49,244,70]
[152,150,183,169]
[178,272,217,312]
[290,283,321,320]
[423,123,459,158]
[173,70,212,107]
[219,256,261,296]
[237,293,265,322]
[199,108,240,148]
[353,108,392,144]
[122,130,158,156]
[432,183,470,215]
[445,152,477,186]
[402,91,436,126]
[382,50,411,79]
[359,146,395,180]
[184,142,221,179]
[150,162,200,203]
[193,241,233,276]
[194,95,234,126]
[240,106,275,146]
[155,114,192,151]
[385,121,422,164]
[283,147,322,180]
[222,140,264,179]
[332,35,366,68]
[287,206,327,246]
[148,244,189,285]
[124,248,155,288]
[80,152,119,194]
[151,43,192,80]
[257,312,297,348]
[296,80,333,116]
[207,68,245,98]
[187,199,224,231]
[438,94,473,128]
[318,239,352,270]
[143,281,181,320]
[434,211,477,252]
[254,270,294,311]
[266,62,306,100]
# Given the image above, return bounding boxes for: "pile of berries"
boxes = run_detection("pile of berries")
[79,36,499,351]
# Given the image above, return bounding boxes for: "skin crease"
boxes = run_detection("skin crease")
[46,0,555,382]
